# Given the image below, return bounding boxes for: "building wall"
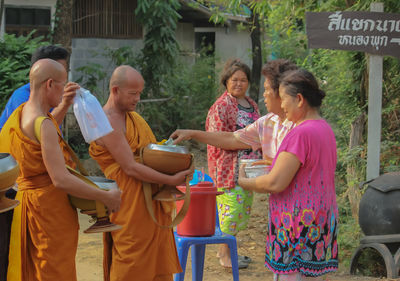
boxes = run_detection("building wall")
[176,22,196,65]
[70,38,143,99]
[195,22,252,69]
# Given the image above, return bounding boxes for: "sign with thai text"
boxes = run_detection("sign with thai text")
[306,11,400,57]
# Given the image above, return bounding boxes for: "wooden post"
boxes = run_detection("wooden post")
[366,2,383,181]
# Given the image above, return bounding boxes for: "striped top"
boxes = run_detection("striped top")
[234,113,295,160]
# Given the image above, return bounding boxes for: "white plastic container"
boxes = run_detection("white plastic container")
[73,88,113,143]
[240,159,271,178]
[244,165,270,178]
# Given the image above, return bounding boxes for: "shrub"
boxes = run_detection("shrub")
[0,32,49,111]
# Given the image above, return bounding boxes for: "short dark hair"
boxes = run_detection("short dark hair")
[31,45,69,65]
[280,69,326,108]
[261,59,298,96]
[220,59,251,88]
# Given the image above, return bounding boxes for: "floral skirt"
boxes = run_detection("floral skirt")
[217,186,253,235]
[265,208,339,276]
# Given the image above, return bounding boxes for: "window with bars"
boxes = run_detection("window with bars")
[5,7,51,37]
[72,0,142,39]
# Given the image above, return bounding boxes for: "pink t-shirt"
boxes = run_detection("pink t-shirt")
[266,119,339,275]
[234,113,294,160]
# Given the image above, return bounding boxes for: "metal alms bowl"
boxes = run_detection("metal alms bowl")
[86,176,118,191]
[69,174,117,212]
[146,143,189,154]
[142,144,192,175]
[0,153,20,191]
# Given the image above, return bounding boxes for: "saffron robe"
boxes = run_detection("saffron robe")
[0,104,79,281]
[89,112,181,281]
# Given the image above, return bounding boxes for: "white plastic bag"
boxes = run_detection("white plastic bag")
[73,88,113,143]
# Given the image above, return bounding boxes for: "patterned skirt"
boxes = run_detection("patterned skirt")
[265,207,339,276]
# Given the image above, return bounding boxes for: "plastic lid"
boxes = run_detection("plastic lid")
[178,181,217,193]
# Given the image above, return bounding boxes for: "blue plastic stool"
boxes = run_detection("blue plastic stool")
[173,206,239,281]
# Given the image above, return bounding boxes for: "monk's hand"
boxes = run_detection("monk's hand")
[104,188,122,214]
[60,82,80,108]
[170,168,193,186]
[170,130,193,145]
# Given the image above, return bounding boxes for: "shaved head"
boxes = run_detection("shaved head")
[30,59,66,91]
[109,65,144,90]
[105,65,144,113]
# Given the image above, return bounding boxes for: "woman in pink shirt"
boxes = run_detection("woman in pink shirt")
[238,69,338,281]
[171,59,298,268]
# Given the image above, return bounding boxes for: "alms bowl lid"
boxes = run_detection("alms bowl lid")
[0,153,18,174]
[146,143,188,154]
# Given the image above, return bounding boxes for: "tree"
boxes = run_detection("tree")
[208,1,263,102]
[249,7,262,103]
[0,0,4,32]
[135,0,181,98]
[51,0,73,53]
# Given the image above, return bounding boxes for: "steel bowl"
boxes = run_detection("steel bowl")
[146,143,189,154]
[86,176,118,190]
[69,176,117,215]
[0,153,20,191]
[244,165,270,178]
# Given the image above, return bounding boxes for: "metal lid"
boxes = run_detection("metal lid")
[0,153,18,174]
[146,143,189,154]
[177,181,221,193]
[368,172,400,193]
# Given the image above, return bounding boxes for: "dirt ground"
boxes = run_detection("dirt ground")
[76,149,399,281]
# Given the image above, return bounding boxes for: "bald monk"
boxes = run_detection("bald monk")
[0,59,121,281]
[89,65,192,281]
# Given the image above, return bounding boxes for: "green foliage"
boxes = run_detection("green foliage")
[75,63,108,103]
[0,32,49,111]
[337,198,362,267]
[100,45,219,139]
[139,55,219,138]
[135,0,181,98]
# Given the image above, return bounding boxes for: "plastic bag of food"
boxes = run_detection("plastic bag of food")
[73,88,113,143]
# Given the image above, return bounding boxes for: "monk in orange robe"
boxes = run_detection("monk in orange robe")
[89,65,192,281]
[0,59,121,281]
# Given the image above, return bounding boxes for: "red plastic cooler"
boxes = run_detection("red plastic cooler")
[176,181,223,236]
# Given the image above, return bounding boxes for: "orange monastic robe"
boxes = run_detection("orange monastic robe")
[89,112,181,281]
[0,104,79,281]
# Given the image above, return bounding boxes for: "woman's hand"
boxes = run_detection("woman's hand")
[250,159,272,166]
[238,163,247,186]
[103,188,122,213]
[170,130,194,144]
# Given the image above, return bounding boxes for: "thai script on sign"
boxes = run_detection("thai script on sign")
[306,11,400,57]
[328,11,400,33]
[338,35,391,50]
